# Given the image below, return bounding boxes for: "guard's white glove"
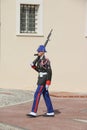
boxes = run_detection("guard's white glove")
[45,85,49,90]
[30,62,34,67]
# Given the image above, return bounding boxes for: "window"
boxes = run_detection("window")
[16,0,43,36]
[20,4,38,33]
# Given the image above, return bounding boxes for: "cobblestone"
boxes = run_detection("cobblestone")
[0,88,33,130]
[0,89,87,130]
[0,88,33,107]
[0,123,26,130]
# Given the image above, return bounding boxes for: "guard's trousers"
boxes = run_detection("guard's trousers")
[31,85,54,113]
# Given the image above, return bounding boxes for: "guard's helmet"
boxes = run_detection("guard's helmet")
[37,45,47,52]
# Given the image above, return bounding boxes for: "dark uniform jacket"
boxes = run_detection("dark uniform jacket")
[31,55,52,85]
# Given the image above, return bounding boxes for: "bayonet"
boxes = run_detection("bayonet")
[34,29,53,56]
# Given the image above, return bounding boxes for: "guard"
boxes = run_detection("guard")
[27,45,54,117]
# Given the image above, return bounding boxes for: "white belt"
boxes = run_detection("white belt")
[39,72,47,77]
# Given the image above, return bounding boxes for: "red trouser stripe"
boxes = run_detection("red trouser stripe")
[34,85,44,112]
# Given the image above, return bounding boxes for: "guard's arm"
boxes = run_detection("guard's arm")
[45,60,52,86]
[31,56,40,72]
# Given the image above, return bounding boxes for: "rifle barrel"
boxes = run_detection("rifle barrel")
[34,29,53,56]
[44,29,53,47]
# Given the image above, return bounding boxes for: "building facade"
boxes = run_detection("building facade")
[0,0,87,93]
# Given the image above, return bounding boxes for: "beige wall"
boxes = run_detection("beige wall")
[0,0,1,62]
[0,0,87,93]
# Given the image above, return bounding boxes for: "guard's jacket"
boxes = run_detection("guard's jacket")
[31,55,52,86]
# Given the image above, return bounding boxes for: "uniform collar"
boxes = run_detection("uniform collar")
[40,55,45,60]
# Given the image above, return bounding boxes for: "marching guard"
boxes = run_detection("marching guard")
[27,45,54,117]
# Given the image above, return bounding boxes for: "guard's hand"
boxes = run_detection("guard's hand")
[33,56,40,65]
[30,62,34,67]
[45,85,49,90]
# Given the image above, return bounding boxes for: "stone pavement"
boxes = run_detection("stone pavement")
[0,88,87,130]
[0,88,33,108]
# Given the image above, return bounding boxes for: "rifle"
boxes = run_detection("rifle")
[44,29,53,47]
[34,29,53,56]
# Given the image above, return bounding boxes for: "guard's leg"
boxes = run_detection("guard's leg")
[43,88,54,116]
[31,85,44,113]
[27,85,44,117]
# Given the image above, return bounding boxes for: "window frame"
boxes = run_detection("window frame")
[16,0,43,36]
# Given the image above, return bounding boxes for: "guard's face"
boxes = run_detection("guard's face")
[38,52,44,56]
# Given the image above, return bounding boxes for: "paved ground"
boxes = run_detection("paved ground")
[0,88,33,107]
[0,88,87,130]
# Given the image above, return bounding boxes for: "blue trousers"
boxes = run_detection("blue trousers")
[31,85,54,113]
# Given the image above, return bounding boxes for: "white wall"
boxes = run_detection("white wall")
[0,0,1,63]
[0,0,87,93]
[43,0,87,92]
